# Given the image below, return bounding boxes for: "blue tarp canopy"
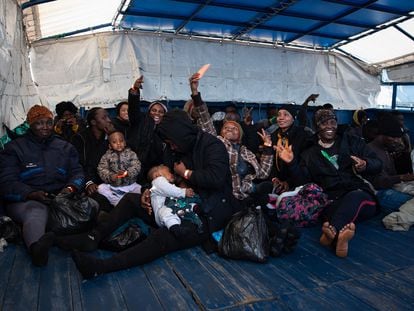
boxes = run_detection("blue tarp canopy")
[119,0,414,51]
[21,0,414,64]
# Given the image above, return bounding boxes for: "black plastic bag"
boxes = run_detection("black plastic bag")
[0,216,21,243]
[100,218,148,252]
[48,193,99,235]
[267,219,301,257]
[218,207,269,263]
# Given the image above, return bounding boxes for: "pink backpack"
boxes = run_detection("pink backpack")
[267,183,330,227]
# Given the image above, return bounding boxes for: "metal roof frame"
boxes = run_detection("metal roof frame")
[19,0,414,65]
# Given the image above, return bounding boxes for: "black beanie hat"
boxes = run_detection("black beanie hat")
[278,104,297,119]
[379,115,403,138]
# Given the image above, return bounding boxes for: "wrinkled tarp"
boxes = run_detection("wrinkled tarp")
[2,0,382,136]
[29,32,381,111]
[0,0,40,135]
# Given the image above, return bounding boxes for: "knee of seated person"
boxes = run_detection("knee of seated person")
[149,227,172,249]
[121,192,140,203]
[151,227,169,239]
[28,201,49,214]
[158,207,173,218]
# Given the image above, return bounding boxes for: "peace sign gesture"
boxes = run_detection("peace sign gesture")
[257,128,272,147]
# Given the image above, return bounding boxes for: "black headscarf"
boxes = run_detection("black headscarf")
[55,101,78,118]
[157,109,198,154]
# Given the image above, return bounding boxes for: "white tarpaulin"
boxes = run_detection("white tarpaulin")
[0,0,39,135]
[30,32,381,111]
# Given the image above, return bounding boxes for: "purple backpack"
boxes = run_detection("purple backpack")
[268,183,330,227]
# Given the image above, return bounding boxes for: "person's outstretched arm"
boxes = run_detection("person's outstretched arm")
[189,72,217,136]
[128,76,144,126]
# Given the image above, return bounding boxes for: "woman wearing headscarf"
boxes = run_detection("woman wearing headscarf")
[276,108,382,257]
[111,101,130,139]
[0,105,84,266]
[348,109,368,138]
[54,101,86,141]
[127,76,168,183]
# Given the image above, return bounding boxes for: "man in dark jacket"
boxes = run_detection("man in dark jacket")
[367,114,413,212]
[0,105,84,266]
[70,107,114,211]
[56,109,239,279]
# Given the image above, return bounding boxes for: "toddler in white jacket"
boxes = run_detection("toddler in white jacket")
[148,165,195,237]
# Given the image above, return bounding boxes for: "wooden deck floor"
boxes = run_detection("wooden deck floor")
[1,214,413,310]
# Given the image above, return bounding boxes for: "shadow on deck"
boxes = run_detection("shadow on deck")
[1,215,413,310]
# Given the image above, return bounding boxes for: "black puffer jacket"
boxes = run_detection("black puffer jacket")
[0,131,84,202]
[70,128,108,185]
[158,110,239,232]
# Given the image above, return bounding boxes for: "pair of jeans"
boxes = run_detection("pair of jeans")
[376,189,412,213]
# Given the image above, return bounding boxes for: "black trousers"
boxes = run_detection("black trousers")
[95,193,209,273]
[325,190,378,230]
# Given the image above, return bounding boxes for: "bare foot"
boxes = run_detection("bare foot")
[336,223,356,258]
[320,222,336,246]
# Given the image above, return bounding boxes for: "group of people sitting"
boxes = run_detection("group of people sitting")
[0,72,411,279]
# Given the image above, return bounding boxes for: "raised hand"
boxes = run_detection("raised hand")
[275,141,294,163]
[133,75,144,90]
[303,94,319,107]
[257,128,272,147]
[242,107,253,125]
[189,73,200,95]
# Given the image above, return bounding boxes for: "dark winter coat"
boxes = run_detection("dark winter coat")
[0,131,84,202]
[127,90,165,182]
[288,131,382,200]
[271,124,313,186]
[157,110,240,232]
[70,128,108,185]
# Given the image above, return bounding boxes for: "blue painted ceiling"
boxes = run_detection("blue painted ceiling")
[118,0,414,50]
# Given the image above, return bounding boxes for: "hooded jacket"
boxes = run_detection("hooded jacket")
[157,110,239,232]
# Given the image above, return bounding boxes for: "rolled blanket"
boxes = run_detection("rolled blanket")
[382,197,414,231]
